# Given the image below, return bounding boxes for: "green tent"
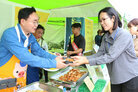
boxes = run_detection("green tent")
[8,0,107,10]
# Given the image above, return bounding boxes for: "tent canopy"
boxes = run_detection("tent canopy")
[6,0,112,25]
[1,0,110,45]
[0,0,112,41]
[8,0,103,10]
[7,0,111,18]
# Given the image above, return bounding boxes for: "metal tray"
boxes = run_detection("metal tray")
[17,82,62,92]
[50,67,88,88]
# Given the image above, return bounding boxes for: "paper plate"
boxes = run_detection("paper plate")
[43,68,59,72]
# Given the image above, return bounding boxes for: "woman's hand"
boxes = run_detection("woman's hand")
[69,56,89,67]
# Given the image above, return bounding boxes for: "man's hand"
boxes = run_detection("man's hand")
[55,56,68,69]
[69,56,89,67]
[55,52,61,56]
[67,51,73,56]
[67,49,83,56]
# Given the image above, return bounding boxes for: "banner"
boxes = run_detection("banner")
[85,18,93,52]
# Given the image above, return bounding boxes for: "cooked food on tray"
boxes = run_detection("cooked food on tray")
[26,90,47,92]
[59,69,86,82]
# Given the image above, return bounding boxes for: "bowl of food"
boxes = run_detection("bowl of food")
[62,57,74,64]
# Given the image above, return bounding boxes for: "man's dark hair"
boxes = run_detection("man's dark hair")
[36,24,45,34]
[18,7,36,23]
[98,7,122,33]
[71,23,81,28]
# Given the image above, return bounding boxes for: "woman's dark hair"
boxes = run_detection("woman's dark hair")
[128,18,138,28]
[71,23,81,28]
[18,7,36,23]
[98,7,122,32]
[97,29,102,34]
[36,24,45,34]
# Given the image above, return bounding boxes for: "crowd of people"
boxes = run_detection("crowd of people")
[0,6,137,92]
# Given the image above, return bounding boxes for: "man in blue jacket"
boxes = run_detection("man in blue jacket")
[0,7,67,91]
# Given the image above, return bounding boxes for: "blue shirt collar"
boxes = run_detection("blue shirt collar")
[104,27,120,44]
[110,27,119,40]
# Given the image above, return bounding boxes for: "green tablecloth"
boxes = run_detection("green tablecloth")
[76,79,106,92]
[92,79,106,92]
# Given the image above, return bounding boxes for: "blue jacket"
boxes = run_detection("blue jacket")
[0,24,57,68]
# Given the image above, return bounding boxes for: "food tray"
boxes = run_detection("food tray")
[17,82,62,92]
[50,67,88,88]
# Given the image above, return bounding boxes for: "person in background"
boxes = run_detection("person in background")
[67,23,85,56]
[127,18,138,57]
[33,24,48,51]
[0,7,67,92]
[95,29,103,46]
[27,24,49,84]
[69,7,138,92]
